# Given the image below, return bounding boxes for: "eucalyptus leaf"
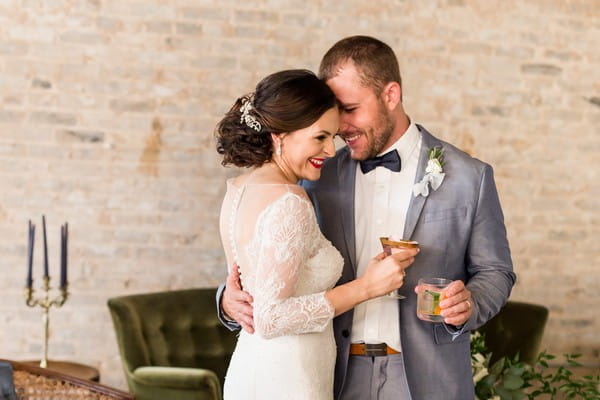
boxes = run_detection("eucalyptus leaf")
[490,358,506,376]
[495,386,512,400]
[512,390,527,400]
[503,374,524,390]
[470,330,600,399]
[482,374,496,387]
[508,365,526,376]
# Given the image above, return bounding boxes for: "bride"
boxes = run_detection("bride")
[215,70,415,399]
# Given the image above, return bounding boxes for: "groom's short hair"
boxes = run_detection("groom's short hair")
[319,35,402,95]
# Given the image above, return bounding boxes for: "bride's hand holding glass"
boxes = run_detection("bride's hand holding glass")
[360,247,419,299]
[380,237,419,299]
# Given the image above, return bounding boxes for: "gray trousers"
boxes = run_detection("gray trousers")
[339,354,412,400]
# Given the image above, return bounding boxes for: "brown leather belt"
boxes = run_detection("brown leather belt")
[350,343,400,357]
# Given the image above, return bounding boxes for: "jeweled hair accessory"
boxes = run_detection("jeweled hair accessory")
[239,95,262,132]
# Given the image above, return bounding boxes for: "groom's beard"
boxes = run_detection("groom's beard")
[367,103,395,159]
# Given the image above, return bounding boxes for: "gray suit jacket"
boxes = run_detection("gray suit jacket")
[301,125,515,399]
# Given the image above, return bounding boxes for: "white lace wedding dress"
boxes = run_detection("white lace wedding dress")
[220,178,343,400]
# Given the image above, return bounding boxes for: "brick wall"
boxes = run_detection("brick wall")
[0,0,597,390]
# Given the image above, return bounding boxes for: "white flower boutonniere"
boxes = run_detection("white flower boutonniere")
[413,146,446,197]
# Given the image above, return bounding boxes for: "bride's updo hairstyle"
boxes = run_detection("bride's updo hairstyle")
[216,69,336,167]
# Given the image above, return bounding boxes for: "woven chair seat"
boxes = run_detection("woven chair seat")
[3,360,133,400]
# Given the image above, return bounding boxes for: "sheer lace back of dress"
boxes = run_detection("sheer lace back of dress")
[219,176,342,339]
[220,175,344,399]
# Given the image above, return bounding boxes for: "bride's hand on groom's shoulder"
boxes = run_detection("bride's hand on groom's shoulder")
[223,264,255,333]
[363,248,419,298]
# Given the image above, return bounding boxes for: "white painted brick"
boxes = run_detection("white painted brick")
[0,0,598,391]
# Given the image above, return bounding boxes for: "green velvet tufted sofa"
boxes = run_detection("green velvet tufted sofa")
[476,300,549,365]
[108,288,237,400]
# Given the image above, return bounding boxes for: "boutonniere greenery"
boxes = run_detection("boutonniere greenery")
[413,146,445,197]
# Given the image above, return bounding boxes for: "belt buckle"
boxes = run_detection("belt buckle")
[364,343,387,357]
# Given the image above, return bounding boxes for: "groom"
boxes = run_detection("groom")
[218,36,515,399]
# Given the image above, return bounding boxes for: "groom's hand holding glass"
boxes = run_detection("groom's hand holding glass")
[414,279,473,326]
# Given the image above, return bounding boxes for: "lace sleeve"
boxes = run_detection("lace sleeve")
[251,193,334,339]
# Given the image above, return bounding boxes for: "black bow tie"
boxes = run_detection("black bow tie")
[359,150,401,174]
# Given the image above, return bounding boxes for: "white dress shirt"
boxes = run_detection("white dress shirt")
[351,120,422,351]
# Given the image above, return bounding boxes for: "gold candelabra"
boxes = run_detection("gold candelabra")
[24,276,69,368]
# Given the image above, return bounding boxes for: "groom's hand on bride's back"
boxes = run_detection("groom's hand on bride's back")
[223,263,255,333]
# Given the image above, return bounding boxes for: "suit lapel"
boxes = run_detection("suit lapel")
[337,150,358,274]
[403,125,443,239]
